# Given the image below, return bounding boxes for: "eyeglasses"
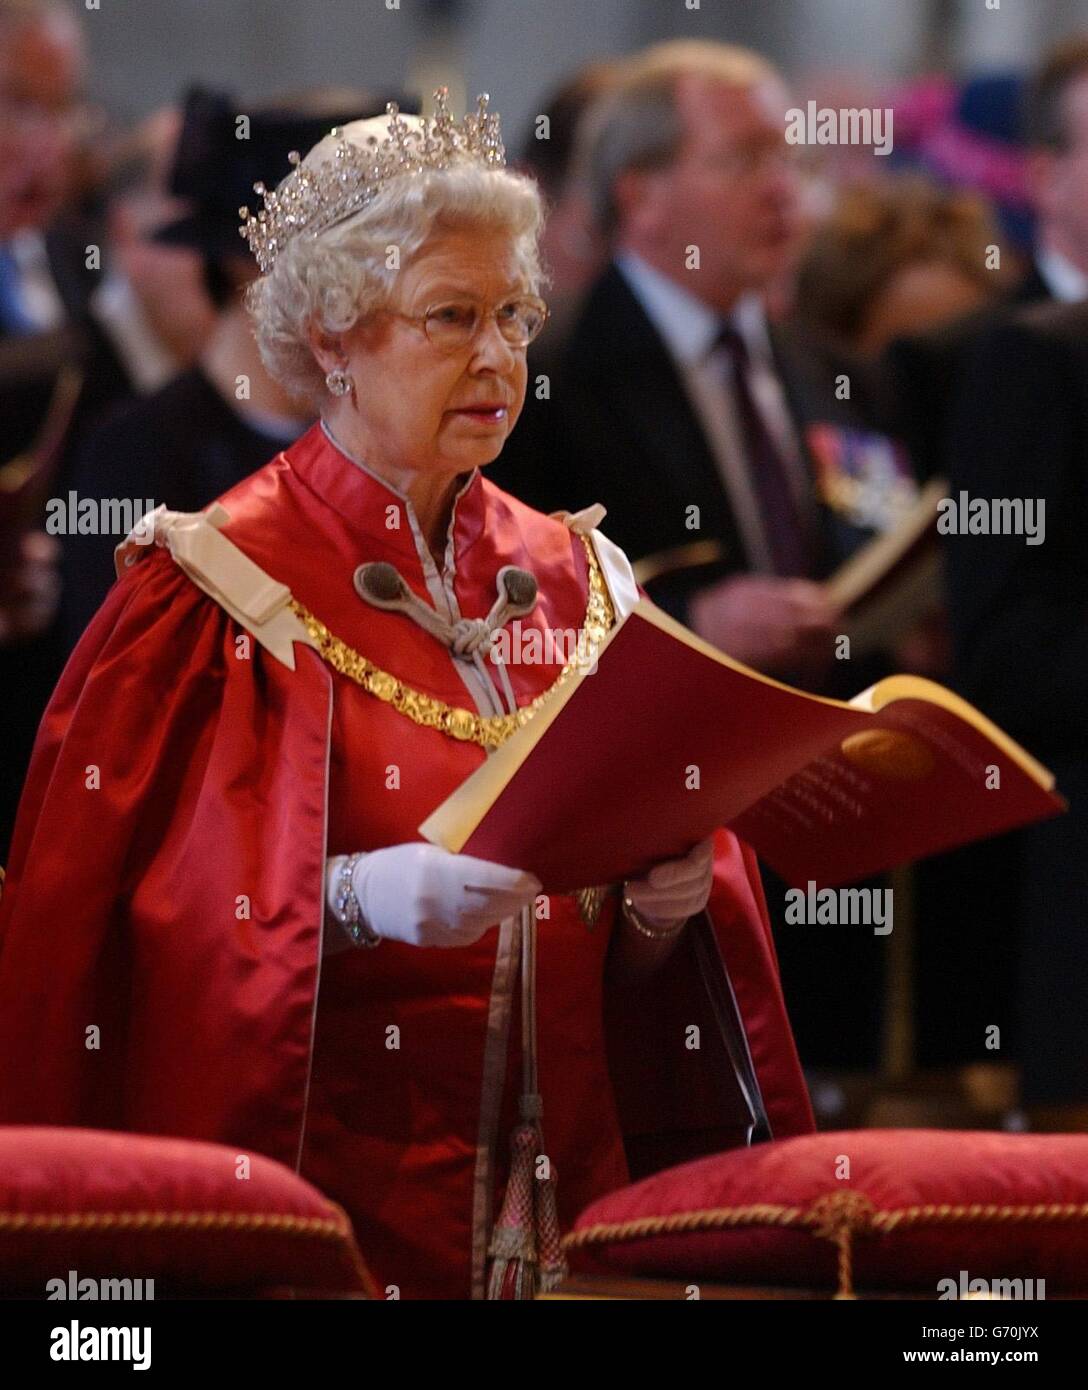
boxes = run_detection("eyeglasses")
[388,294,550,351]
[0,93,102,141]
[689,141,805,180]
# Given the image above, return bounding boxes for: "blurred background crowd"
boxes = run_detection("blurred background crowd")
[2,0,1086,1133]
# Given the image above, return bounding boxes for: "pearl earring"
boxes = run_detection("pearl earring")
[325,367,352,397]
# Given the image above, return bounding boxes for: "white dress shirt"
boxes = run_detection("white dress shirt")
[89,270,180,393]
[1035,247,1088,304]
[614,250,813,574]
[4,236,186,395]
[6,229,67,331]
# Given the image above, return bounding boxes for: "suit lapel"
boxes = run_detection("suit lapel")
[572,264,742,532]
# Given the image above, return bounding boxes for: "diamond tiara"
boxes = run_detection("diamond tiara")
[238,86,506,274]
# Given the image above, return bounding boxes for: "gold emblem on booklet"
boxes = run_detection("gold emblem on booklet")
[840,729,936,781]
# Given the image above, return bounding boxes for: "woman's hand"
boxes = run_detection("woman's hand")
[325,843,541,949]
[607,837,717,988]
[624,835,716,929]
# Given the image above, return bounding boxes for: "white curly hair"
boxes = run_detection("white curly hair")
[245,116,548,409]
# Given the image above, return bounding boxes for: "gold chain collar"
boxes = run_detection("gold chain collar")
[289,533,615,750]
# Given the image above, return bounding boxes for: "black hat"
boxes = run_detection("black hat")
[153,85,422,260]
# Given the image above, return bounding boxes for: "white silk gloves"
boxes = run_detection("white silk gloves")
[623,835,716,929]
[324,842,541,950]
[323,835,717,953]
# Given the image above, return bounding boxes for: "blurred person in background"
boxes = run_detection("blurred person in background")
[0,0,131,454]
[513,61,620,307]
[943,297,1088,1131]
[87,105,218,391]
[1022,36,1088,305]
[886,44,1088,477]
[876,45,1088,1118]
[794,177,1009,365]
[491,39,911,1089]
[890,73,1035,279]
[58,87,397,650]
[796,176,1024,1115]
[491,39,905,684]
[0,0,128,859]
[793,175,1010,671]
[0,0,84,243]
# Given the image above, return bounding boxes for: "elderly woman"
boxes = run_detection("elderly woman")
[0,92,810,1300]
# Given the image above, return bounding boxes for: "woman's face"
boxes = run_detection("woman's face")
[326,226,530,478]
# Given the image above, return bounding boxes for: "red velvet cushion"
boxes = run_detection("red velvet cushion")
[0,1127,377,1297]
[568,1130,1088,1295]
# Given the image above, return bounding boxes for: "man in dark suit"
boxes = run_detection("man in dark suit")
[491,41,901,1080]
[943,301,1088,1127]
[492,40,899,690]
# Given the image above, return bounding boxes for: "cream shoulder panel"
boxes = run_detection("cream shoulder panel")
[111,498,639,670]
[550,503,639,622]
[114,503,316,671]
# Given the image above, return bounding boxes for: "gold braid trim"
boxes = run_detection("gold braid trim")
[289,532,614,750]
[873,1201,1088,1231]
[563,1202,808,1251]
[561,1194,1088,1299]
[807,1192,876,1300]
[0,1203,379,1296]
[0,1209,347,1234]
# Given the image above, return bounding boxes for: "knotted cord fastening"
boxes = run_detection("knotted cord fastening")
[449,617,492,656]
[354,559,539,655]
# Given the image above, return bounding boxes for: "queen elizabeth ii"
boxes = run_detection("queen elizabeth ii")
[0,91,810,1300]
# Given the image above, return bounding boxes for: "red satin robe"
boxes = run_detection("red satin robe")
[0,422,813,1299]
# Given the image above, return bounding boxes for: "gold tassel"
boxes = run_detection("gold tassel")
[486,907,569,1298]
[486,1098,569,1298]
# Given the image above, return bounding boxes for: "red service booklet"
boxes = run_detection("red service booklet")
[419,599,1063,892]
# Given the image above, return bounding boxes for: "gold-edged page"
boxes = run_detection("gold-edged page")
[852,673,1055,790]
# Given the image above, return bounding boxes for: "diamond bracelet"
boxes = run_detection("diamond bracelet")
[621,891,688,941]
[335,852,381,949]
